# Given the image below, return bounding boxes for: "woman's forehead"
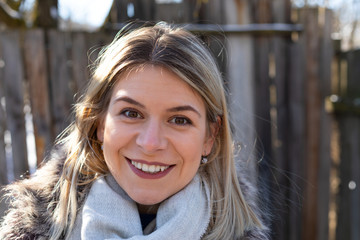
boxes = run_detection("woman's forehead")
[109,65,206,113]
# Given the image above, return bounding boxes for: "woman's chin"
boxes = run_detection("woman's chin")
[124,186,173,207]
[134,196,163,206]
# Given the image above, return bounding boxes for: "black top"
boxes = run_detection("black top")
[140,213,156,231]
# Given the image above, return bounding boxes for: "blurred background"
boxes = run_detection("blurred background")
[0,0,359,240]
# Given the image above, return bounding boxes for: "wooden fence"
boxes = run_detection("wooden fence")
[0,8,353,240]
[0,30,113,179]
[328,48,360,240]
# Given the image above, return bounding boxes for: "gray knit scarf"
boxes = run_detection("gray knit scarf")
[67,174,211,240]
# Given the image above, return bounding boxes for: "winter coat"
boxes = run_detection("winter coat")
[0,147,270,239]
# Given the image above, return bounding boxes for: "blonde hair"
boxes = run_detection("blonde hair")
[49,23,263,239]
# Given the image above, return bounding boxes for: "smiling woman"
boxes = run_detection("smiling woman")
[98,65,212,207]
[0,23,269,239]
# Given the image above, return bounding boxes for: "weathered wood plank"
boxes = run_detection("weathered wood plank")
[349,117,360,240]
[223,0,258,186]
[272,35,292,240]
[47,30,74,137]
[336,115,360,240]
[272,0,291,23]
[155,1,194,23]
[317,8,333,240]
[288,34,306,240]
[23,29,53,165]
[346,49,360,98]
[225,35,257,181]
[0,40,8,185]
[253,36,276,237]
[300,8,322,240]
[336,49,360,240]
[135,0,156,21]
[204,0,225,24]
[0,97,7,185]
[71,32,90,93]
[0,30,28,180]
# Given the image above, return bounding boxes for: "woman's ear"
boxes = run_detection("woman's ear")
[97,119,105,142]
[203,116,221,155]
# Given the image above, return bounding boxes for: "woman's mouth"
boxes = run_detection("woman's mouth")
[130,160,169,174]
[126,157,174,179]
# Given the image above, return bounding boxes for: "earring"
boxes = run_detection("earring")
[201,156,208,164]
[101,144,104,151]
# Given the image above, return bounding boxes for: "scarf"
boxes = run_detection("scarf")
[67,174,211,240]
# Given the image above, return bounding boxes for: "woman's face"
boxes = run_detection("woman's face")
[97,65,215,206]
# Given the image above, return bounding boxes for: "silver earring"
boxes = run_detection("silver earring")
[101,144,104,150]
[201,156,208,164]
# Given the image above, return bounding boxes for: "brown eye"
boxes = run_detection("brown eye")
[170,117,192,126]
[121,109,142,119]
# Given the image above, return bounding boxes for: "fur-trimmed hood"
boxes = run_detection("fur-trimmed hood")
[0,148,67,240]
[0,147,269,239]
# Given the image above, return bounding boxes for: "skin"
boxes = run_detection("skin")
[97,65,215,213]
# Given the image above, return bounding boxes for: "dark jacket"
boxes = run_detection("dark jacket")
[0,147,270,239]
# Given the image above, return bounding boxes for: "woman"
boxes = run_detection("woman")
[0,23,269,239]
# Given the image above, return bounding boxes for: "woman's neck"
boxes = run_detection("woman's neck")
[137,203,160,214]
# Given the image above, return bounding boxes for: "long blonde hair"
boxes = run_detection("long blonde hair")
[50,23,263,239]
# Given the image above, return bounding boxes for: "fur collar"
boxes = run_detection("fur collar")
[0,147,269,239]
[0,148,66,240]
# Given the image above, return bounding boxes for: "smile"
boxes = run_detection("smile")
[130,160,169,174]
[126,157,174,179]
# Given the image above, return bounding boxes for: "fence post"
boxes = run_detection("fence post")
[47,30,74,137]
[0,31,29,180]
[0,40,8,185]
[0,103,7,185]
[23,29,53,165]
[287,32,306,240]
[336,50,360,240]
[223,0,258,185]
[317,8,333,240]
[270,1,300,239]
[299,8,333,240]
[71,32,90,92]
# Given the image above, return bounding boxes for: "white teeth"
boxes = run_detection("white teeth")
[148,165,156,172]
[142,164,149,172]
[131,160,169,174]
[132,161,142,169]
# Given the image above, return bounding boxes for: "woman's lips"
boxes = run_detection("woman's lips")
[125,157,174,179]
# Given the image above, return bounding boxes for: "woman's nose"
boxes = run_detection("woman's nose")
[136,119,167,153]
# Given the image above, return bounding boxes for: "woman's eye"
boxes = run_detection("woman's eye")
[170,117,192,126]
[121,109,142,119]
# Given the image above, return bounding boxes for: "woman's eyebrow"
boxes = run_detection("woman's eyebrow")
[113,96,201,117]
[113,96,145,108]
[167,106,201,117]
